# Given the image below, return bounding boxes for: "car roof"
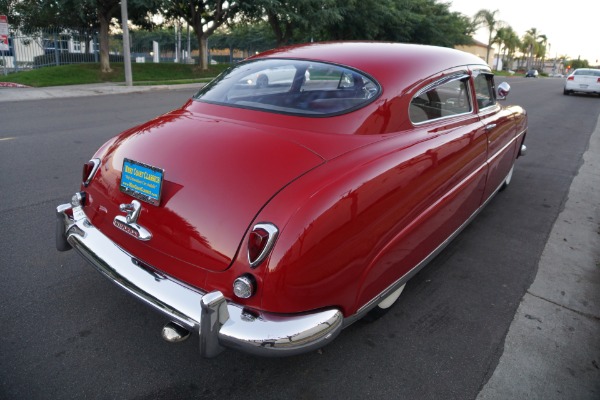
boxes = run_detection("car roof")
[250,42,489,89]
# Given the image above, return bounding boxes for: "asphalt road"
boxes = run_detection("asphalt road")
[0,78,598,399]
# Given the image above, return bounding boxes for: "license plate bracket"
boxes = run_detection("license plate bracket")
[120,158,164,206]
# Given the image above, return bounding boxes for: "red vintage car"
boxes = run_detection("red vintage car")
[56,42,527,357]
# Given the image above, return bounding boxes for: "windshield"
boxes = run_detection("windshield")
[194,59,380,116]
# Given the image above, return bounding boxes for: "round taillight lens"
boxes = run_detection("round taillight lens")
[233,275,256,299]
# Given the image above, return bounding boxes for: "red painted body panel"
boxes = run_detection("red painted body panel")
[80,42,527,317]
[84,110,325,274]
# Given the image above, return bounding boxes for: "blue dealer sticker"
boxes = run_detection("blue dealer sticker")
[120,158,164,206]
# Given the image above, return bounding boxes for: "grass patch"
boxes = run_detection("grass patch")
[0,62,229,87]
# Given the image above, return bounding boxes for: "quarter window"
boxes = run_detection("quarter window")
[473,72,496,109]
[409,75,471,124]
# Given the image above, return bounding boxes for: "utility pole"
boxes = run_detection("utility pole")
[121,0,133,86]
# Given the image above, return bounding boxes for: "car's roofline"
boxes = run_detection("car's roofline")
[248,42,488,88]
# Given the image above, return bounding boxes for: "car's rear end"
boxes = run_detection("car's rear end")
[564,68,600,95]
[55,105,353,357]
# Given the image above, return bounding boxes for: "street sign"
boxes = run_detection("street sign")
[0,15,9,51]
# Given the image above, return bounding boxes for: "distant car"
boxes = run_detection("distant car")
[56,42,528,358]
[246,66,310,88]
[525,69,539,78]
[563,68,600,96]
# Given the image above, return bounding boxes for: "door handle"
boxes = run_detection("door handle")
[485,123,497,131]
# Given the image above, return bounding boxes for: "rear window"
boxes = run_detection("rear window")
[194,59,380,116]
[574,69,600,77]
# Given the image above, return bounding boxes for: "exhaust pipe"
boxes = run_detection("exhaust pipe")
[161,322,191,343]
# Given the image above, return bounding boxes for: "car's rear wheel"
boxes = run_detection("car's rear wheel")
[563,88,570,95]
[363,283,406,321]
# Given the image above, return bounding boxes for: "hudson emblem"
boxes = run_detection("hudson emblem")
[113,200,152,241]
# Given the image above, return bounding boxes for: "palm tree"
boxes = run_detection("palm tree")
[536,34,548,70]
[504,27,521,71]
[522,28,545,70]
[494,26,519,71]
[473,9,502,66]
[492,27,506,70]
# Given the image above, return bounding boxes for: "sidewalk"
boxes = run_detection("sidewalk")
[478,113,600,399]
[0,82,203,102]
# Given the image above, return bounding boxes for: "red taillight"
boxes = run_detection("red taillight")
[82,159,100,187]
[247,223,279,268]
[248,228,269,262]
[597,78,600,83]
[567,76,574,81]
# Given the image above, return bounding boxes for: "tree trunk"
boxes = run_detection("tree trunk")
[200,34,208,70]
[194,29,209,70]
[267,11,284,47]
[486,31,492,66]
[98,12,111,73]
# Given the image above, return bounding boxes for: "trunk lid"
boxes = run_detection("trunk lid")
[88,109,325,272]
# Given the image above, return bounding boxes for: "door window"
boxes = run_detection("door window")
[409,74,471,124]
[473,72,496,110]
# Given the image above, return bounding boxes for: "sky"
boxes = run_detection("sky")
[447,0,600,65]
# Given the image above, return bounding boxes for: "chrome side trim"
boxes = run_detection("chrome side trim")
[56,199,343,357]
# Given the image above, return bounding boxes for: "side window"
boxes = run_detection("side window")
[473,73,496,109]
[410,75,471,124]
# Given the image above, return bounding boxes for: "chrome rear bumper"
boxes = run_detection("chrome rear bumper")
[56,195,343,357]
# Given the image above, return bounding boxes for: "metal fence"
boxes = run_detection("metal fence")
[0,27,245,74]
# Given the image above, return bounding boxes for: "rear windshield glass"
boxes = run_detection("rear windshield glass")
[194,59,380,116]
[574,69,600,76]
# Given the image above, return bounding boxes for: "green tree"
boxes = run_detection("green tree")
[10,0,97,30]
[494,26,520,71]
[162,0,246,70]
[94,0,162,72]
[9,0,160,72]
[0,0,21,27]
[473,9,502,66]
[568,58,589,70]
[210,22,275,60]
[536,34,547,69]
[322,0,472,46]
[522,28,545,69]
[398,0,473,47]
[241,0,342,46]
